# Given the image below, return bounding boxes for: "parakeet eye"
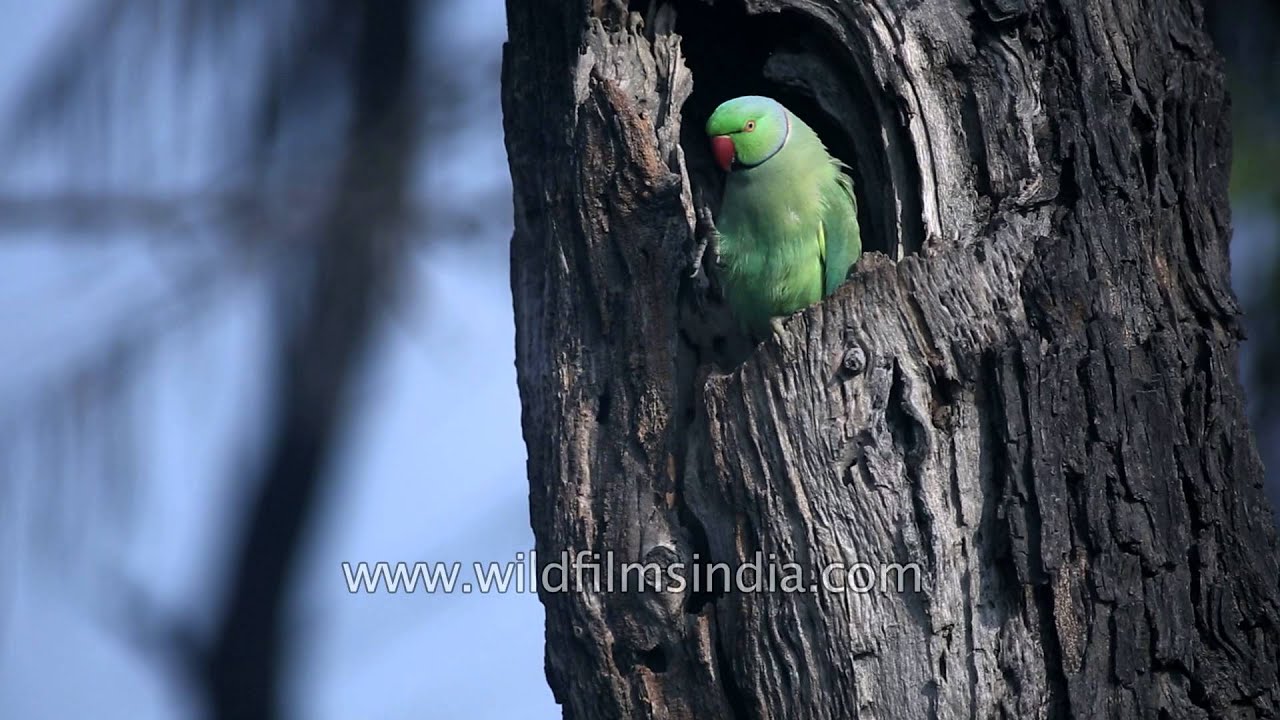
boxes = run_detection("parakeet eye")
[744,120,756,132]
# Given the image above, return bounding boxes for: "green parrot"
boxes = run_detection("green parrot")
[705,95,862,336]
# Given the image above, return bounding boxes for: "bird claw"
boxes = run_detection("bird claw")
[691,204,719,278]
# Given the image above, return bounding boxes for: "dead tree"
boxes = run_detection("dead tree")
[503,0,1280,717]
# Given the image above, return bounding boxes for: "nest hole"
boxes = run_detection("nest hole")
[665,0,924,259]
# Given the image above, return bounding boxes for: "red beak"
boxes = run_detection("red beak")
[710,135,735,172]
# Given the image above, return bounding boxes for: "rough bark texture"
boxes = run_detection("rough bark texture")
[503,1,1280,718]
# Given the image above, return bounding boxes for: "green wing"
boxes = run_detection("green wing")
[818,171,862,297]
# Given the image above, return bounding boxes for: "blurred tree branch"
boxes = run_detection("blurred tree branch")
[0,191,506,243]
[201,1,417,717]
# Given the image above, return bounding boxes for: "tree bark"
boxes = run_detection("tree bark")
[502,1,1280,718]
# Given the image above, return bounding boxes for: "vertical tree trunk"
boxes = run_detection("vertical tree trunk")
[503,1,1280,718]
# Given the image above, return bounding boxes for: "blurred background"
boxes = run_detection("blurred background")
[0,0,555,717]
[0,1,1273,718]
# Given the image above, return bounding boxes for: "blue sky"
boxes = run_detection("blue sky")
[0,1,558,718]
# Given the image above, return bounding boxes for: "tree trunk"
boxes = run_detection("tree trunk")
[502,1,1280,718]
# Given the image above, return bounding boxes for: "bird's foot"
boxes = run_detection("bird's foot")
[691,204,719,278]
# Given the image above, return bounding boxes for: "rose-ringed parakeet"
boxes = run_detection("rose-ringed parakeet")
[705,95,861,337]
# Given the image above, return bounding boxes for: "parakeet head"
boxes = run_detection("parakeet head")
[705,95,790,172]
